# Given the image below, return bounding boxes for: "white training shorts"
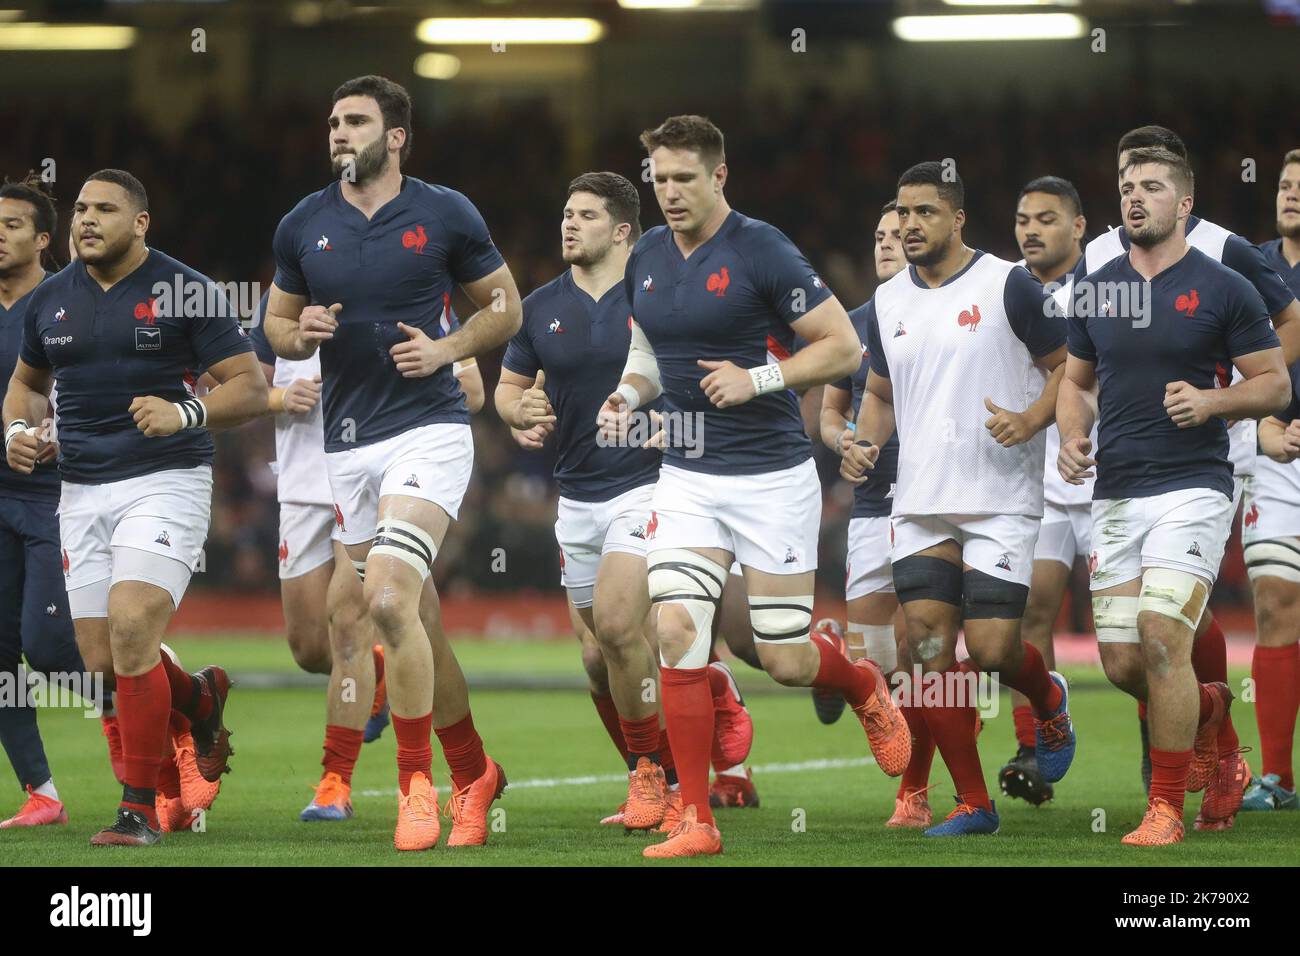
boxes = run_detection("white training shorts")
[846,515,894,600]
[890,512,1041,587]
[1033,500,1092,569]
[278,501,337,580]
[1088,487,1235,591]
[556,483,656,608]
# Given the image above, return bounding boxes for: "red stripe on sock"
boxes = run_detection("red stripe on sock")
[1149,747,1191,814]
[322,724,365,786]
[1252,643,1300,791]
[392,712,433,795]
[435,712,488,792]
[660,666,715,826]
[1192,615,1238,751]
[590,693,630,763]
[1012,705,1035,749]
[1003,643,1061,715]
[812,632,874,708]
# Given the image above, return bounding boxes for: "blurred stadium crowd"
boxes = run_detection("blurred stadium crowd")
[1,79,1291,604]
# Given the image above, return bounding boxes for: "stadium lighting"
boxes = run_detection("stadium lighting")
[0,24,137,49]
[415,18,606,45]
[618,0,759,9]
[414,52,462,80]
[892,13,1087,41]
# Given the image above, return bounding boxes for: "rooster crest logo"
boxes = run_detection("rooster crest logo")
[402,224,429,255]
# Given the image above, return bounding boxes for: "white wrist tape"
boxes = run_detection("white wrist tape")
[748,363,786,396]
[621,320,662,400]
[173,399,208,430]
[616,383,642,411]
[4,419,29,452]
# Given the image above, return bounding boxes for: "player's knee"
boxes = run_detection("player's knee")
[647,549,725,669]
[1099,646,1144,696]
[579,640,610,695]
[365,583,418,639]
[1020,588,1057,637]
[593,600,641,651]
[962,569,1029,621]
[892,555,962,608]
[1253,578,1300,641]
[286,624,331,675]
[757,644,806,686]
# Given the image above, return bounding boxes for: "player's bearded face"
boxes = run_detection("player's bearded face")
[71,187,140,267]
[561,196,616,267]
[0,200,41,277]
[332,129,389,184]
[1278,163,1300,239]
[1121,168,1182,249]
[873,211,903,281]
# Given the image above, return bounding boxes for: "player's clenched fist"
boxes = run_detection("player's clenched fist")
[1057,435,1096,485]
[984,397,1034,447]
[390,322,450,378]
[1163,380,1212,428]
[839,440,879,484]
[129,395,182,437]
[1281,418,1300,462]
[4,425,40,474]
[697,359,756,408]
[299,302,341,342]
[596,389,633,443]
[283,375,322,415]
[518,371,556,427]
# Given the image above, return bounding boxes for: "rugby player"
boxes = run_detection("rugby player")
[4,169,267,845]
[1241,148,1300,813]
[601,115,909,858]
[263,76,522,850]
[0,177,81,829]
[1059,147,1289,844]
[497,172,752,832]
[1000,176,1088,805]
[842,161,1077,837]
[1078,126,1300,827]
[819,199,932,826]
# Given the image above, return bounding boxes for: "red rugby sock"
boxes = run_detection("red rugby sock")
[1148,747,1191,814]
[590,692,630,764]
[1192,615,1239,751]
[435,712,488,792]
[322,725,364,786]
[1252,643,1300,791]
[392,711,433,795]
[660,666,714,826]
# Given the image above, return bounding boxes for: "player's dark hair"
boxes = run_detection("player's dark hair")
[333,74,413,163]
[881,199,897,215]
[568,171,642,243]
[640,115,725,170]
[85,169,148,213]
[1284,149,1300,170]
[1117,125,1187,164]
[1019,176,1083,219]
[1121,146,1195,199]
[0,173,58,271]
[897,161,964,211]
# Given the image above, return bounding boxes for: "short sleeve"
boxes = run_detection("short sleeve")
[245,294,276,366]
[1004,266,1065,358]
[501,298,539,377]
[622,247,639,318]
[19,295,49,369]
[189,282,254,369]
[1224,274,1281,359]
[1066,314,1096,364]
[1223,235,1297,317]
[748,224,833,326]
[444,191,506,285]
[863,300,888,378]
[271,212,308,297]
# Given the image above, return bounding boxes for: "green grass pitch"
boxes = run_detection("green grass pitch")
[2,635,1296,867]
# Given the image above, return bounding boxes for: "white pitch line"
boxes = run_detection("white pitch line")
[356,755,872,798]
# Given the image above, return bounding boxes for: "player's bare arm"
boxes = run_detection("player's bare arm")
[597,318,660,441]
[129,351,268,438]
[819,383,855,457]
[841,371,894,484]
[2,358,53,474]
[1268,298,1300,366]
[496,367,556,431]
[698,297,859,409]
[390,264,523,379]
[1056,353,1099,484]
[1164,346,1289,429]
[263,283,334,361]
[985,344,1067,448]
[454,358,485,413]
[1258,414,1300,463]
